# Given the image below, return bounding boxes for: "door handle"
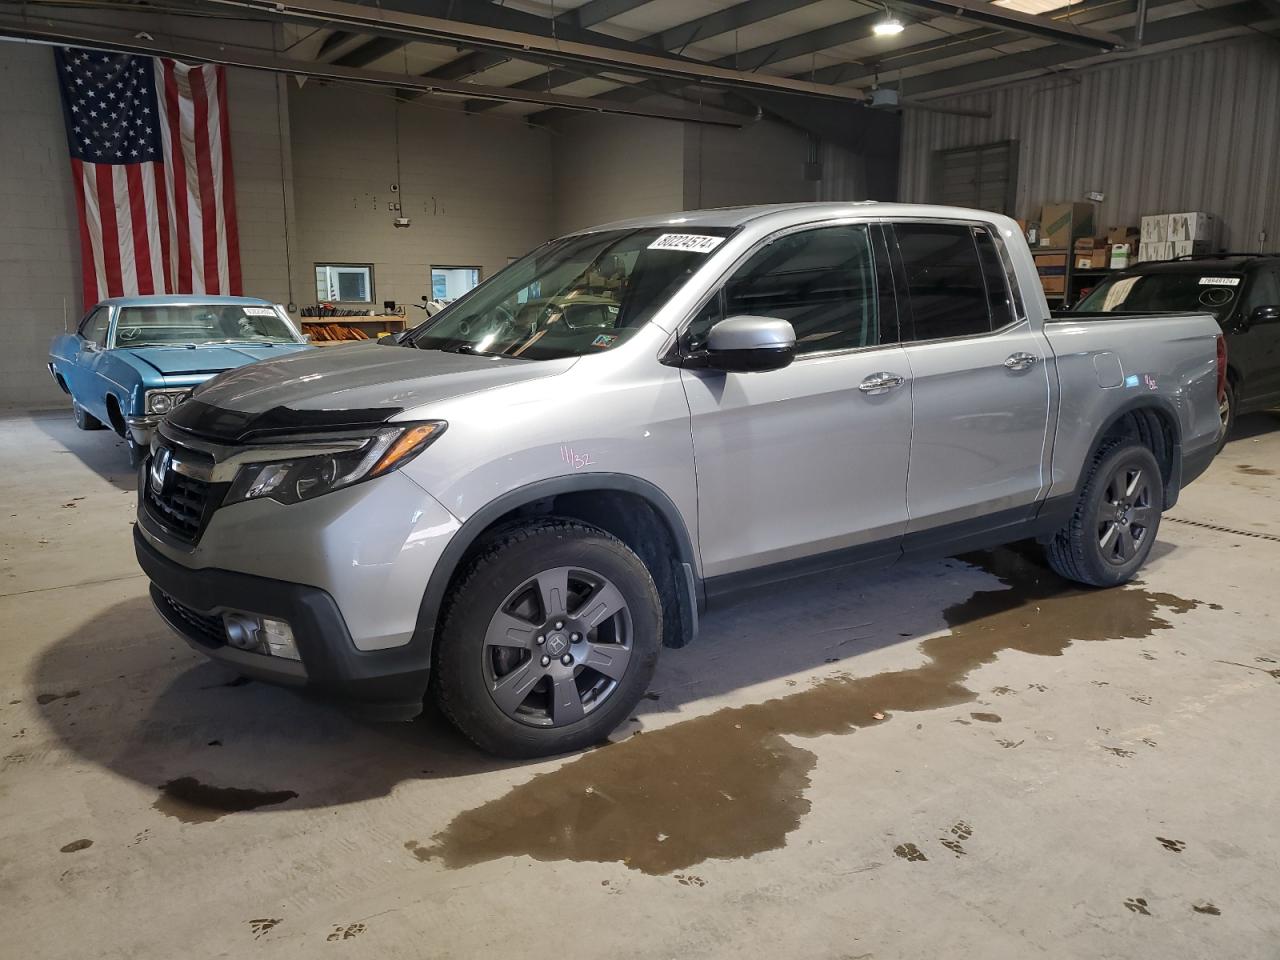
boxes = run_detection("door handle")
[1003,352,1038,371]
[858,372,906,395]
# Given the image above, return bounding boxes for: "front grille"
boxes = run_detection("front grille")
[145,470,212,542]
[157,590,225,648]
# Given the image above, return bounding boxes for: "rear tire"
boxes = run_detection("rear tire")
[1216,378,1235,452]
[72,401,105,431]
[434,519,661,758]
[1044,440,1164,587]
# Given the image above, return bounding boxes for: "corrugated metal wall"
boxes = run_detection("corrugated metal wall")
[899,37,1280,250]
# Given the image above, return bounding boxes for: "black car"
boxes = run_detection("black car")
[1075,254,1280,441]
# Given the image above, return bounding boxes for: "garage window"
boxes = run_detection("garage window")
[432,266,481,301]
[315,263,374,304]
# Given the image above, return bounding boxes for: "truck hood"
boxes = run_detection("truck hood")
[168,340,575,442]
[126,343,311,376]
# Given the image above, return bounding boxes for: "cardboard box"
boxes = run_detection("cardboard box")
[1076,255,1094,270]
[1040,202,1094,250]
[1074,236,1107,254]
[1172,239,1212,259]
[1167,212,1218,244]
[1138,241,1174,262]
[1090,249,1110,269]
[1140,215,1168,243]
[1041,275,1066,295]
[1106,226,1140,245]
[1034,252,1068,269]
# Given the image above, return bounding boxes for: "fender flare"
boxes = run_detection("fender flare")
[410,473,700,657]
[1068,395,1186,509]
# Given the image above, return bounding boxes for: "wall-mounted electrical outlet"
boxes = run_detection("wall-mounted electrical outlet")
[393,217,411,228]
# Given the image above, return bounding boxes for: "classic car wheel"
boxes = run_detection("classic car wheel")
[72,401,105,431]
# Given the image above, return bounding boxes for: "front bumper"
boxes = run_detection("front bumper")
[135,527,433,720]
[125,413,161,447]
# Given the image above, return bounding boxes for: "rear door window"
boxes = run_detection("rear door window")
[894,222,993,341]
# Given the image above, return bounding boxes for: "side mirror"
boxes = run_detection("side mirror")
[703,316,796,373]
[1246,304,1280,328]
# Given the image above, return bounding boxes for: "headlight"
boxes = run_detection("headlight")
[224,421,446,506]
[145,388,191,415]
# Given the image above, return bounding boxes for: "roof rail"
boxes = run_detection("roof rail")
[1173,252,1274,261]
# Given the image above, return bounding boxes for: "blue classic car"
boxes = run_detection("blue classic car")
[49,295,313,462]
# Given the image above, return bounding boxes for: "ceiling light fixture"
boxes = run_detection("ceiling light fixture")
[873,4,905,35]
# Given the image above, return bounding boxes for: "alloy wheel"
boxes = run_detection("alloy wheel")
[482,566,633,727]
[1097,462,1155,565]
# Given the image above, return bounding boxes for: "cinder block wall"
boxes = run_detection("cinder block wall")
[288,84,555,311]
[0,43,85,409]
[0,40,295,410]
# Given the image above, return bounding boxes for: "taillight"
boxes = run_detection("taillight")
[1216,335,1228,403]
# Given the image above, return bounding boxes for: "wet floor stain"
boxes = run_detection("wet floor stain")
[36,690,80,706]
[59,838,92,853]
[412,548,1204,875]
[249,918,281,940]
[970,712,1002,723]
[327,922,365,941]
[1192,901,1221,916]
[1157,837,1186,852]
[153,777,298,823]
[893,842,928,862]
[1102,746,1136,758]
[1235,464,1274,477]
[1124,897,1152,916]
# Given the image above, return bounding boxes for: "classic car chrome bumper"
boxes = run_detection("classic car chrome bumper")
[46,362,69,394]
[125,414,162,447]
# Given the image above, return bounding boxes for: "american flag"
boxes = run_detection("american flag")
[54,47,242,306]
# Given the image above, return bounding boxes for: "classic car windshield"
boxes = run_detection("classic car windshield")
[1076,272,1244,320]
[405,227,735,360]
[113,304,301,347]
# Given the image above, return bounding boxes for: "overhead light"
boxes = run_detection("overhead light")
[873,4,905,35]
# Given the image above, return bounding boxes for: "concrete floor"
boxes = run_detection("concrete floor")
[2,410,1279,959]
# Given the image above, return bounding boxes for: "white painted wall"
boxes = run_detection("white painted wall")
[683,119,820,210]
[551,112,686,235]
[288,85,554,311]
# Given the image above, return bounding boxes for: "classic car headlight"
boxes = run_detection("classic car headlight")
[145,388,192,415]
[224,422,447,506]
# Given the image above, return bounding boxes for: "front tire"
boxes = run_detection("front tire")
[72,401,105,431]
[434,519,661,758]
[1045,440,1164,587]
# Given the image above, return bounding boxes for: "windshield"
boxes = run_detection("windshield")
[405,227,735,360]
[114,304,301,347]
[1076,272,1243,320]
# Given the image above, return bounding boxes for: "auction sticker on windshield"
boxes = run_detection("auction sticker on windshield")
[242,307,279,316]
[1199,276,1241,286]
[648,234,726,253]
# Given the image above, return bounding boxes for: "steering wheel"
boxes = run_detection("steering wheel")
[458,302,518,339]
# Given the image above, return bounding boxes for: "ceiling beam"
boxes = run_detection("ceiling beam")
[884,0,1123,49]
[797,0,1164,87]
[567,0,657,28]
[465,0,822,112]
[203,0,867,101]
[890,0,1266,97]
[0,14,750,124]
[389,0,658,84]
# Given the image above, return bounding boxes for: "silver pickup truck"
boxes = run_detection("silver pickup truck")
[133,203,1225,757]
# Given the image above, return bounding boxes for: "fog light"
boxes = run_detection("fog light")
[261,617,300,660]
[224,613,261,650]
